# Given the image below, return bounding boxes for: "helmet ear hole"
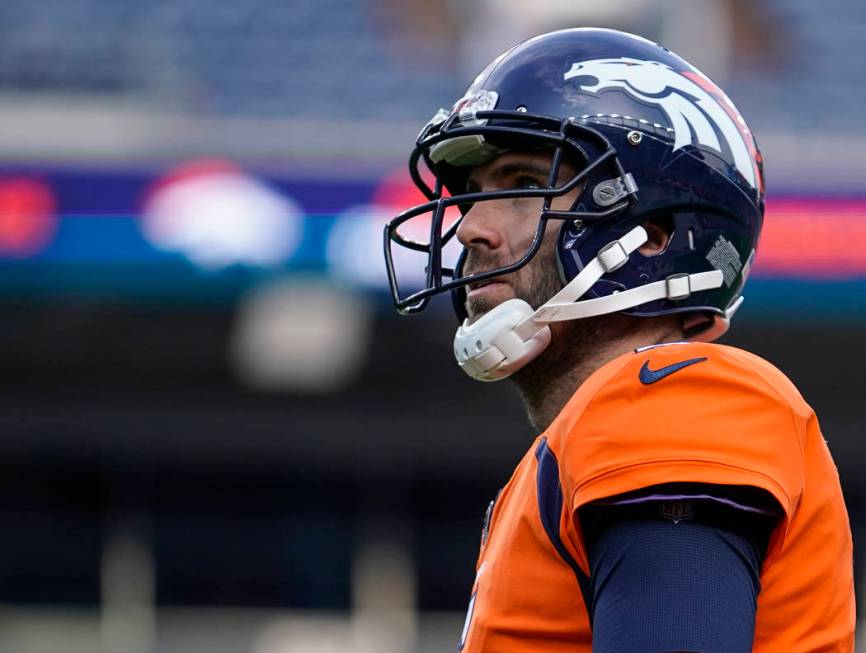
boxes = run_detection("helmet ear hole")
[639,215,675,256]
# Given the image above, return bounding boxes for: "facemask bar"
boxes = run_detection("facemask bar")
[384,111,637,314]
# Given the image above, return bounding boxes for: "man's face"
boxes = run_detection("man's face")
[456,150,582,322]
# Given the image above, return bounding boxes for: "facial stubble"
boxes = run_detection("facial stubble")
[465,239,638,431]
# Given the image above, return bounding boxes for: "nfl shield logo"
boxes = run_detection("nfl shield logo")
[660,500,694,524]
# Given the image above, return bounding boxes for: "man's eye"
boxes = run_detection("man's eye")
[516,176,544,190]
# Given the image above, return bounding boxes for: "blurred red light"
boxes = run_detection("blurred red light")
[755,198,866,278]
[372,166,440,210]
[0,177,57,256]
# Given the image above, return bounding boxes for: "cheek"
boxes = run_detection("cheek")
[549,183,583,212]
[511,237,565,307]
[504,205,560,260]
[503,206,541,251]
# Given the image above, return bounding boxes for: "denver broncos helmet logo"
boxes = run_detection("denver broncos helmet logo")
[564,57,761,191]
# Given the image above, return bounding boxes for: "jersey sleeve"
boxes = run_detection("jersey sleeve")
[553,343,807,572]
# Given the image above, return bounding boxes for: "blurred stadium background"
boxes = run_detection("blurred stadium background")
[0,0,863,651]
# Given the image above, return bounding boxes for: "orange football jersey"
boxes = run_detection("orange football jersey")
[459,341,854,652]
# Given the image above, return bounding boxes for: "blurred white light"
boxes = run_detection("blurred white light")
[142,168,303,269]
[327,206,400,288]
[230,278,372,394]
[327,204,461,292]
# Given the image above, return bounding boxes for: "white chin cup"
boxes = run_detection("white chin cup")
[453,298,552,382]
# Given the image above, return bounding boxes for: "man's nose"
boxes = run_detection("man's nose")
[455,200,504,250]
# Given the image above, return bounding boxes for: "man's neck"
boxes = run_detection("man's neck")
[512,315,684,433]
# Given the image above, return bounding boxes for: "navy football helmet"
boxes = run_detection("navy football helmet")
[384,28,764,381]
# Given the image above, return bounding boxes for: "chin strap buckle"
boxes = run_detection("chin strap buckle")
[665,273,692,300]
[597,240,630,273]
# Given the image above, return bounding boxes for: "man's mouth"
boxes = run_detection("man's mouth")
[466,278,509,298]
[467,278,496,290]
[464,267,507,288]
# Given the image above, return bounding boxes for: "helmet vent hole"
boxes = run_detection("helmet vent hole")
[463,347,469,357]
[475,340,483,351]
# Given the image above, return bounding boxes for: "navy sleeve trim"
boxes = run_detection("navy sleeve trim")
[534,437,595,625]
[587,482,784,518]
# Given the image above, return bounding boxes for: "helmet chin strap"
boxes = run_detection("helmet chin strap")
[453,225,726,382]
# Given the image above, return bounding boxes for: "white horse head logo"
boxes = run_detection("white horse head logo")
[564,57,758,190]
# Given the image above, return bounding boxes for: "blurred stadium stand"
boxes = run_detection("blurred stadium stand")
[0,0,458,118]
[0,1,862,651]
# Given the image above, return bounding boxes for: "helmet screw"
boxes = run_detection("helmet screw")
[627,130,643,146]
[515,105,528,112]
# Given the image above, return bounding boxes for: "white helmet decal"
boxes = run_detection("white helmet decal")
[564,57,760,190]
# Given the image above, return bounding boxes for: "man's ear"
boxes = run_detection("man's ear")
[638,216,674,256]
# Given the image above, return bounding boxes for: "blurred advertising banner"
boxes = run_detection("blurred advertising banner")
[0,162,862,317]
